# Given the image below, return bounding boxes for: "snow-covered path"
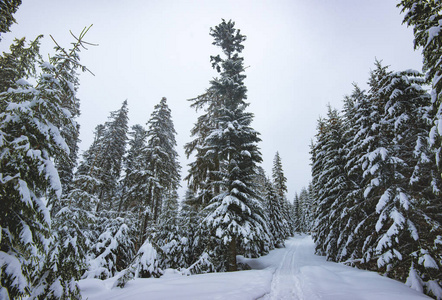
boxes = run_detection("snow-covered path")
[80,235,430,300]
[249,235,429,300]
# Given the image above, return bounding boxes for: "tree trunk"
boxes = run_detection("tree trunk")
[227,237,237,272]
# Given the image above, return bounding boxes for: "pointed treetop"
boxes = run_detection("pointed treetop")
[210,19,246,57]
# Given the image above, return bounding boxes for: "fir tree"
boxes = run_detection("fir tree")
[0,32,87,298]
[271,152,293,237]
[398,1,442,175]
[311,106,349,260]
[144,97,181,223]
[94,100,129,212]
[119,124,148,213]
[264,179,286,248]
[155,191,185,270]
[49,30,94,195]
[189,19,268,272]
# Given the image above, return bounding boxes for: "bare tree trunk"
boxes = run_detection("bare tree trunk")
[227,237,237,272]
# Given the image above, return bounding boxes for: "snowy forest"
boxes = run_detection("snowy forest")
[0,1,441,299]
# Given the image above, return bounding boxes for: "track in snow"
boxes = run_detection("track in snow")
[256,235,429,300]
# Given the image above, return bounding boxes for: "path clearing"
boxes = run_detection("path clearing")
[249,235,429,300]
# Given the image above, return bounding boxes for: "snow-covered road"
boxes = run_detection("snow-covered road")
[249,235,429,300]
[80,235,430,299]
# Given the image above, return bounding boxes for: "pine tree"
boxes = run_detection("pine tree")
[49,30,92,195]
[361,68,441,297]
[272,152,287,197]
[144,97,181,223]
[94,100,129,212]
[155,191,185,270]
[398,1,442,175]
[179,190,200,268]
[271,152,293,237]
[336,84,368,262]
[119,124,148,213]
[31,28,94,300]
[311,61,442,298]
[311,106,349,260]
[187,19,268,272]
[264,179,286,248]
[0,35,83,298]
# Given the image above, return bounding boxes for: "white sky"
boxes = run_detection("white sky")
[1,0,423,201]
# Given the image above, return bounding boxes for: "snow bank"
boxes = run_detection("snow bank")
[79,235,430,300]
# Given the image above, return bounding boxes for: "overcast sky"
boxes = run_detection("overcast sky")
[1,0,423,201]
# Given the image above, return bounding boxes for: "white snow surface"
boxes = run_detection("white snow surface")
[79,235,430,300]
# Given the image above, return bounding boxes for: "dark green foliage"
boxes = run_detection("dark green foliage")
[0,0,22,38]
[186,19,269,272]
[0,35,41,93]
[311,61,442,298]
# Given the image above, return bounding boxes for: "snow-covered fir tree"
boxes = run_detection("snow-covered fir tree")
[271,152,293,237]
[186,19,269,272]
[311,61,442,298]
[311,106,349,259]
[94,100,129,212]
[0,30,91,298]
[144,97,181,224]
[154,191,186,270]
[118,124,148,213]
[398,1,442,176]
[32,27,95,300]
[264,178,286,248]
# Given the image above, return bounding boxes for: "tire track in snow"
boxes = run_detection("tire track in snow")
[259,236,319,300]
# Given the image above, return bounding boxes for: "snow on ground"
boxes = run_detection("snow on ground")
[79,235,430,300]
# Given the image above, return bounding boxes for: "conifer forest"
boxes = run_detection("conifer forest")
[0,1,441,299]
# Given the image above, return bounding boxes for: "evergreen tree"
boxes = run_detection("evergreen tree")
[84,210,136,280]
[187,19,268,272]
[311,106,348,260]
[31,28,94,300]
[272,152,295,236]
[0,35,84,298]
[311,61,442,298]
[272,152,287,197]
[94,100,129,212]
[119,124,148,213]
[360,68,441,297]
[398,1,442,175]
[155,191,185,270]
[49,30,93,194]
[264,179,286,248]
[144,97,181,223]
[336,84,368,262]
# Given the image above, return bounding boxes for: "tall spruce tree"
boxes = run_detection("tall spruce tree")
[311,106,348,259]
[144,97,181,224]
[311,61,442,298]
[271,152,293,237]
[398,1,442,176]
[94,100,129,212]
[0,30,90,298]
[187,19,268,272]
[264,178,286,248]
[119,124,148,213]
[33,28,94,300]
